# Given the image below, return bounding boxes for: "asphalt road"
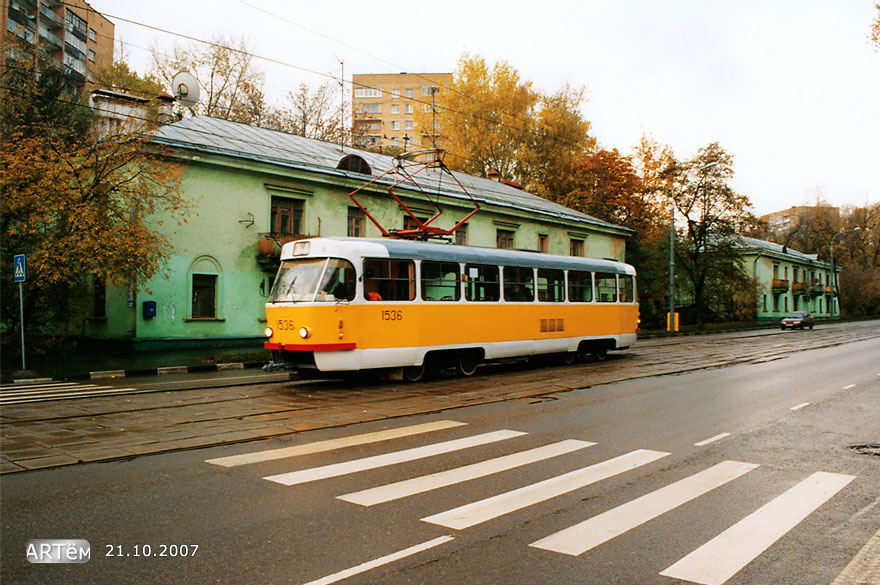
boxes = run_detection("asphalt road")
[1,332,878,585]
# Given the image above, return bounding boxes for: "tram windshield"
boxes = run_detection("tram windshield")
[269,258,356,303]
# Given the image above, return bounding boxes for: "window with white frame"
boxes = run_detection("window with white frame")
[354,88,382,98]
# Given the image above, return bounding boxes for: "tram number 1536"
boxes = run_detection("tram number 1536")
[381,310,403,321]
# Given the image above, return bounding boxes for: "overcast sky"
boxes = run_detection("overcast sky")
[91,0,879,216]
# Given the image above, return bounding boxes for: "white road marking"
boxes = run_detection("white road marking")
[301,535,453,585]
[694,433,731,447]
[421,449,669,530]
[206,420,467,467]
[264,430,526,486]
[843,384,856,390]
[530,460,759,556]
[660,471,856,585]
[790,402,810,411]
[339,439,595,506]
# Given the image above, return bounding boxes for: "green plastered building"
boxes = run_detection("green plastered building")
[85,116,633,350]
[737,236,841,321]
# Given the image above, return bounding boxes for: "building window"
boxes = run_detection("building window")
[538,234,548,253]
[570,239,584,257]
[496,229,514,249]
[391,88,400,98]
[270,196,304,235]
[347,206,364,237]
[391,121,400,130]
[391,104,400,115]
[405,104,414,114]
[354,88,382,98]
[763,295,767,312]
[192,274,217,318]
[89,27,96,41]
[405,88,413,98]
[404,120,414,130]
[454,224,468,246]
[88,48,96,62]
[93,276,106,319]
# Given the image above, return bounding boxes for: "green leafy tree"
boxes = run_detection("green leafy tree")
[665,143,759,326]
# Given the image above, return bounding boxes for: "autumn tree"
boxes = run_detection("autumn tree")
[264,80,347,142]
[522,84,595,199]
[836,202,880,316]
[150,34,268,124]
[665,143,759,326]
[424,54,538,181]
[1,43,191,355]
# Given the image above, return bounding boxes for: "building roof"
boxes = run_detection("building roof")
[737,235,835,269]
[149,116,631,235]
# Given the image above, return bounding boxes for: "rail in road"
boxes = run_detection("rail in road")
[203,418,879,585]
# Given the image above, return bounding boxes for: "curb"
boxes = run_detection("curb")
[86,361,268,380]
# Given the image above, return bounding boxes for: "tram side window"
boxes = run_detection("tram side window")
[316,258,356,302]
[503,266,534,302]
[568,270,593,302]
[363,259,415,301]
[422,261,461,301]
[465,264,500,302]
[619,274,635,303]
[595,272,618,302]
[537,268,565,302]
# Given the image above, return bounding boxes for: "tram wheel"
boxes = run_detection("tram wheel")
[592,345,608,361]
[561,352,578,366]
[457,354,479,377]
[402,364,426,382]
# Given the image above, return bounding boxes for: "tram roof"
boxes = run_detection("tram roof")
[299,237,634,274]
[150,116,631,235]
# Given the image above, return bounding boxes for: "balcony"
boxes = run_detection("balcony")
[39,4,63,28]
[771,279,789,293]
[256,233,314,271]
[791,282,808,295]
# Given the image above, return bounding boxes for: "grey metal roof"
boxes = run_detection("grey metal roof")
[737,236,833,268]
[150,116,630,234]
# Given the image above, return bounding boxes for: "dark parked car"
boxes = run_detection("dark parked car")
[781,311,814,330]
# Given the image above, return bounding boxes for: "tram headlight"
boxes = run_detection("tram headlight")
[264,327,274,338]
[299,326,311,339]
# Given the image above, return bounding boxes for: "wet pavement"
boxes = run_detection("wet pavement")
[1,322,878,475]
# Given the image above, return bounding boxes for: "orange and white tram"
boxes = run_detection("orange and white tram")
[263,237,639,381]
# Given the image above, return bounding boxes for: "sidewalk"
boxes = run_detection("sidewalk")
[2,344,270,383]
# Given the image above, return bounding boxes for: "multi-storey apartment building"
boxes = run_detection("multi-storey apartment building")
[2,0,114,89]
[351,72,452,151]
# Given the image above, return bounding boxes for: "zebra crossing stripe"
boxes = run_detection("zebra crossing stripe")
[206,420,467,467]
[339,439,595,507]
[264,430,526,486]
[660,471,856,585]
[301,535,454,585]
[422,449,669,530]
[530,460,759,556]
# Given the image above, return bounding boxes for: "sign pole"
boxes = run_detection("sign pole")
[19,281,26,370]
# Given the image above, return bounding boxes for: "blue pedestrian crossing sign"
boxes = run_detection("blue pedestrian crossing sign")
[14,254,26,282]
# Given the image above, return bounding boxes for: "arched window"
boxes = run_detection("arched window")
[188,256,222,319]
[337,154,372,175]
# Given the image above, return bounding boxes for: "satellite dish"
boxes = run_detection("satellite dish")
[171,71,200,108]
